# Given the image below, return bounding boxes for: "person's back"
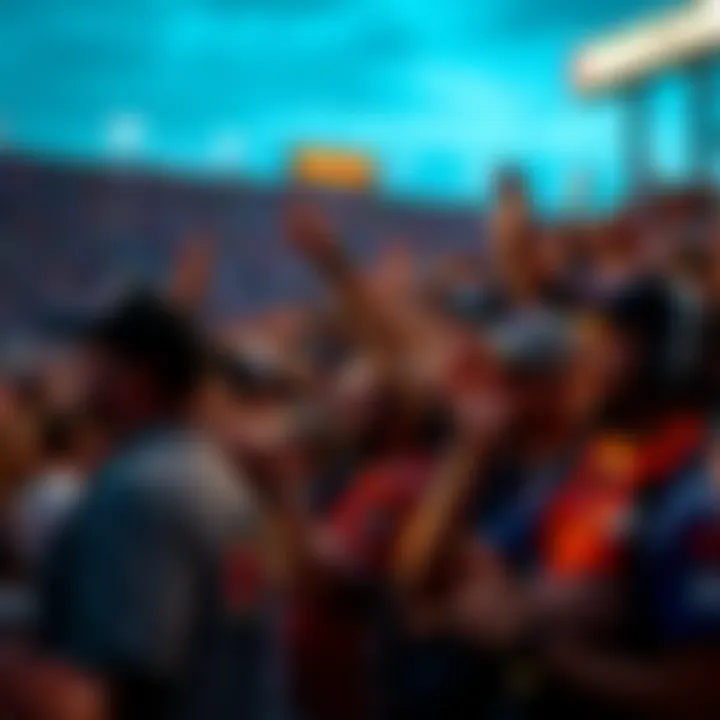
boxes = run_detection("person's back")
[39,426,280,720]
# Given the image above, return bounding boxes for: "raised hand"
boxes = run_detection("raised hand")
[284,203,337,261]
[167,232,216,312]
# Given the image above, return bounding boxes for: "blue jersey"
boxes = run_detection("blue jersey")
[382,454,574,719]
[38,427,284,720]
[478,452,578,575]
[632,464,720,647]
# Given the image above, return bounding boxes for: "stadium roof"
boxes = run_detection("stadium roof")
[575,0,720,95]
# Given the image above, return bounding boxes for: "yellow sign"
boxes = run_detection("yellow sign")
[292,147,375,191]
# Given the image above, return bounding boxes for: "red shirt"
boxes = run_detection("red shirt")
[327,453,434,574]
[289,452,434,720]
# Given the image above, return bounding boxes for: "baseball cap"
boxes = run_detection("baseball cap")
[487,310,576,376]
[210,347,304,400]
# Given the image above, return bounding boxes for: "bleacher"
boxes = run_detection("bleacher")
[0,154,480,332]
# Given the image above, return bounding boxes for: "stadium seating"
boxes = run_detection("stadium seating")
[0,154,479,333]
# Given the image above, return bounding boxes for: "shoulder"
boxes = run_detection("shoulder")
[652,470,716,546]
[17,472,79,520]
[99,431,259,538]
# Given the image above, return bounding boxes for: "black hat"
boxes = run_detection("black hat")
[87,291,208,399]
[602,275,704,385]
[604,276,671,345]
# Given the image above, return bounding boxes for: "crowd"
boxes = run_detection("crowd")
[0,169,720,720]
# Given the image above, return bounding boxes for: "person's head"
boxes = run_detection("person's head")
[585,277,705,425]
[203,346,305,434]
[487,171,544,302]
[82,292,208,437]
[490,313,579,441]
[0,378,43,509]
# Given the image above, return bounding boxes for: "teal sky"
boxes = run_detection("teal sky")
[0,0,695,207]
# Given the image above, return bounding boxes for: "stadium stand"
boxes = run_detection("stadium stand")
[0,154,480,333]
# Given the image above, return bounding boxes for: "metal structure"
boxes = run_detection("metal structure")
[573,0,720,189]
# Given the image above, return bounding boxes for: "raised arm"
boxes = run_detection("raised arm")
[391,356,511,596]
[165,233,216,315]
[284,203,429,376]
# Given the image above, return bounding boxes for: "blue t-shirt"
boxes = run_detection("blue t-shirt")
[38,427,284,720]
